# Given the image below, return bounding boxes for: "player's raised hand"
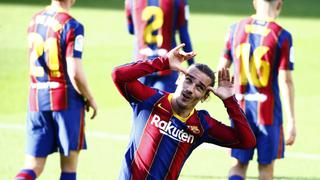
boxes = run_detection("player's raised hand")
[208,68,234,100]
[166,43,196,74]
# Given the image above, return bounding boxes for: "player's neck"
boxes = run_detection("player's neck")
[171,98,193,119]
[51,1,71,11]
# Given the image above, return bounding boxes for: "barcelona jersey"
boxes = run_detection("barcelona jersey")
[112,57,256,179]
[27,6,85,111]
[222,15,294,125]
[125,0,194,65]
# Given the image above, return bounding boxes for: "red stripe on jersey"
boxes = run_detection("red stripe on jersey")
[160,0,174,50]
[15,173,34,180]
[165,140,192,179]
[277,125,284,158]
[133,0,147,59]
[77,108,85,150]
[131,113,165,179]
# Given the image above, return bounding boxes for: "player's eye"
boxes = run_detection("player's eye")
[196,85,205,92]
[185,77,192,84]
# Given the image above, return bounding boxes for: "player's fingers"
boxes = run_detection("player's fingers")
[172,43,185,52]
[90,109,97,119]
[218,70,222,86]
[226,68,230,82]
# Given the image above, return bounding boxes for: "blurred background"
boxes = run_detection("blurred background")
[0,0,319,179]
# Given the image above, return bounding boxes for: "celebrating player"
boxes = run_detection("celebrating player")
[15,0,97,179]
[125,0,195,92]
[112,44,256,179]
[217,0,296,179]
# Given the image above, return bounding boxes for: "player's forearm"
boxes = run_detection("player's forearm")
[112,56,169,83]
[67,58,94,101]
[223,96,256,148]
[71,73,94,101]
[279,73,295,125]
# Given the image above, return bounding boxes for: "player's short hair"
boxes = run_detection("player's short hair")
[193,63,216,87]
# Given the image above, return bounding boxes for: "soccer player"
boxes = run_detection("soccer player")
[112,44,256,179]
[15,0,97,179]
[125,0,195,92]
[217,0,296,179]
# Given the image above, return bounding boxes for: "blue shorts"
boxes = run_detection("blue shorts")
[231,120,285,164]
[139,71,179,93]
[26,108,87,157]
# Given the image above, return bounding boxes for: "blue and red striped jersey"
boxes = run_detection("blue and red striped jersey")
[222,15,294,125]
[125,0,194,74]
[27,6,85,111]
[112,57,256,179]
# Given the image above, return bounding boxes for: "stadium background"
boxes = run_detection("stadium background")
[0,0,319,179]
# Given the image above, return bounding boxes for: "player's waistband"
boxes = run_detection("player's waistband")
[31,82,62,89]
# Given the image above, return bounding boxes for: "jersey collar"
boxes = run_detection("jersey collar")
[168,94,195,123]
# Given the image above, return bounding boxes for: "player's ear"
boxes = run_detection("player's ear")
[201,90,210,103]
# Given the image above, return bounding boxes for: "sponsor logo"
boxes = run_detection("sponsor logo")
[150,114,194,144]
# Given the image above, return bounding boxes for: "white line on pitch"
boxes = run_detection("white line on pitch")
[1,122,319,160]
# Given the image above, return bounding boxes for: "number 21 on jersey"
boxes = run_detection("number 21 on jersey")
[236,43,270,88]
[28,33,60,78]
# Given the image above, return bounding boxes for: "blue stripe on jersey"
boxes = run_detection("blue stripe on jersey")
[131,90,165,148]
[148,0,159,6]
[147,133,178,178]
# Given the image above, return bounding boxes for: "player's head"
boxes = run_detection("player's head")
[253,0,283,18]
[174,63,215,110]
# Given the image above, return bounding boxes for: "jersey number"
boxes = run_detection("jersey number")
[28,33,60,78]
[142,6,164,46]
[236,43,270,87]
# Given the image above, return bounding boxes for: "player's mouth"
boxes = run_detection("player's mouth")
[181,91,192,101]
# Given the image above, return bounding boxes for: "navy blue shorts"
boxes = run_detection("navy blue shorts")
[231,121,284,164]
[26,108,86,157]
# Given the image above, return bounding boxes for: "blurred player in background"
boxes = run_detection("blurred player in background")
[112,44,256,179]
[125,0,195,92]
[15,0,97,179]
[217,0,296,179]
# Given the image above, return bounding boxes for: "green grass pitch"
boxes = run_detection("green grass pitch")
[0,0,320,179]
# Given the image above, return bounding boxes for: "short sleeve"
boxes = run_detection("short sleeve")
[63,19,84,59]
[278,30,294,70]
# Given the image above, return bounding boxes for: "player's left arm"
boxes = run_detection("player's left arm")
[279,70,296,145]
[204,69,256,149]
[178,0,194,65]
[125,0,134,34]
[65,21,97,119]
[278,31,296,145]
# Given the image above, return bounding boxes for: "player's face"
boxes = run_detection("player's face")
[174,66,212,110]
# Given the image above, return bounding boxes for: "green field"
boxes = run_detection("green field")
[1,0,320,179]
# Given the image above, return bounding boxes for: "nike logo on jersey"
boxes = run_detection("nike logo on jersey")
[157,103,170,113]
[151,114,194,144]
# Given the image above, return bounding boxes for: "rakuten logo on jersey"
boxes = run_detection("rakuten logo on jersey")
[150,114,194,144]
